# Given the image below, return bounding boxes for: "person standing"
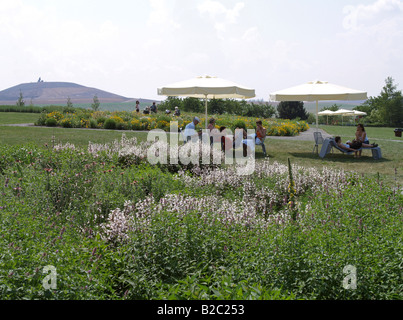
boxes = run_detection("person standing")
[151,102,158,113]
[135,100,140,113]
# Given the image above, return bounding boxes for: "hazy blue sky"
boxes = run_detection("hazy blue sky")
[1,0,402,101]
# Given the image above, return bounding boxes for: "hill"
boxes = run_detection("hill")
[0,81,154,105]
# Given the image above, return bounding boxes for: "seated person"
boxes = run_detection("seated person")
[355,124,370,158]
[183,117,202,143]
[355,124,369,144]
[255,120,267,144]
[174,106,181,116]
[234,127,254,156]
[207,118,216,145]
[219,126,233,152]
[143,106,150,114]
[255,120,267,155]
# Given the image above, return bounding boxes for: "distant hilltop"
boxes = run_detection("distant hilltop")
[0,81,155,105]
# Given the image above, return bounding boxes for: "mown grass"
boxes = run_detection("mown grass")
[319,125,403,142]
[1,122,402,186]
[0,126,149,147]
[0,112,41,125]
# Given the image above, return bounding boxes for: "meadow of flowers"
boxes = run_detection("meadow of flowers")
[35,109,309,136]
[0,135,402,300]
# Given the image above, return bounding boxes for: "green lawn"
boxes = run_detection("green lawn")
[0,112,41,124]
[319,125,403,141]
[1,119,402,186]
[0,126,150,147]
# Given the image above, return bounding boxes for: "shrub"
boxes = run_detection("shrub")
[45,117,57,127]
[97,117,106,125]
[231,120,246,131]
[104,118,116,130]
[89,119,98,128]
[61,118,73,128]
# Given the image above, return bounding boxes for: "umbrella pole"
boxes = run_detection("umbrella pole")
[205,95,208,129]
[316,100,319,130]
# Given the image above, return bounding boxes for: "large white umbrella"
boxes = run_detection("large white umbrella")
[352,110,367,116]
[318,110,336,125]
[333,108,355,126]
[335,109,367,125]
[269,80,367,128]
[158,75,255,128]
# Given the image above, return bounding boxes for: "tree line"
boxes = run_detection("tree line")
[158,96,277,119]
[320,77,403,127]
[158,96,311,120]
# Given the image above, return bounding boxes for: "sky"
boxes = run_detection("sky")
[1,0,403,101]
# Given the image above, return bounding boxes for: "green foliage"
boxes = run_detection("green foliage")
[91,95,100,111]
[0,105,79,114]
[64,97,75,114]
[45,118,57,127]
[159,96,183,111]
[359,77,403,127]
[277,101,309,120]
[231,120,246,131]
[103,118,116,130]
[158,98,276,118]
[183,97,204,113]
[16,90,25,107]
[0,141,401,300]
[242,102,276,118]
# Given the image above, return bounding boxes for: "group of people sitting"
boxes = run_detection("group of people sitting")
[335,124,378,158]
[165,106,181,116]
[183,117,267,156]
[136,102,159,115]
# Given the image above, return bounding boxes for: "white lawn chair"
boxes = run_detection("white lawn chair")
[313,131,324,154]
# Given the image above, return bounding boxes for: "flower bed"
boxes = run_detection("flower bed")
[35,109,309,136]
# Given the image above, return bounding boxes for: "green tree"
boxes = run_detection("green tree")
[183,97,203,113]
[209,99,226,115]
[277,101,308,120]
[159,96,183,111]
[241,102,276,118]
[224,99,243,115]
[64,97,75,113]
[378,77,403,126]
[16,90,25,107]
[321,104,340,112]
[361,77,403,126]
[67,97,73,109]
[91,95,100,111]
